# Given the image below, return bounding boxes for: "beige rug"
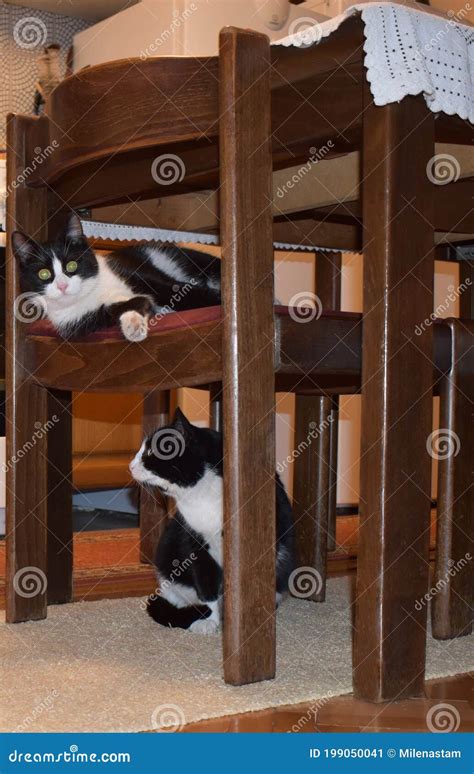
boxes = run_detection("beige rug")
[1,577,471,732]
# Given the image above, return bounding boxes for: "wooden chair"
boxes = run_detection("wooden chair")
[294,246,474,633]
[432,313,473,640]
[6,19,473,700]
[5,28,366,690]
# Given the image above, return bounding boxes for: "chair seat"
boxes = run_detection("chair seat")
[25,306,452,396]
[26,305,362,393]
[29,304,224,341]
[28,304,361,341]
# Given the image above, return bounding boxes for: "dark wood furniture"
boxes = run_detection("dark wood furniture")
[6,17,473,699]
[432,311,473,640]
[292,251,341,603]
[296,246,473,628]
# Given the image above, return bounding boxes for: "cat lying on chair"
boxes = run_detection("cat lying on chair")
[12,213,221,341]
[129,408,295,633]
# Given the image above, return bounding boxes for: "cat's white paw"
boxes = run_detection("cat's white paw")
[189,618,219,635]
[120,311,148,342]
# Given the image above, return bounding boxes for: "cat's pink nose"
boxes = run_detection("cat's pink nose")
[56,280,68,293]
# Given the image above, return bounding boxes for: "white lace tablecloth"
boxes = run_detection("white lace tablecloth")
[275,1,473,123]
[80,220,350,253]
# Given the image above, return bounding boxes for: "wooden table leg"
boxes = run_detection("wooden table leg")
[432,319,473,639]
[47,389,73,605]
[139,390,170,564]
[6,115,49,622]
[220,28,275,685]
[354,92,435,702]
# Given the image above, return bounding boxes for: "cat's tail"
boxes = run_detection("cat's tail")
[146,595,211,630]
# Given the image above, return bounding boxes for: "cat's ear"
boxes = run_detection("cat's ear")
[64,212,84,241]
[172,407,192,436]
[11,232,36,265]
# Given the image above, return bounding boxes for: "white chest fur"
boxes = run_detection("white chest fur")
[175,469,223,566]
[46,256,135,329]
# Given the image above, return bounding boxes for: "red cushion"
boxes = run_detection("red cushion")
[28,305,223,341]
[27,305,356,342]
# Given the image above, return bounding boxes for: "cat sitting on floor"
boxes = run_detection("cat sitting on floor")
[12,213,221,341]
[129,408,295,633]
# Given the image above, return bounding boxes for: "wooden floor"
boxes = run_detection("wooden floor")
[181,673,473,732]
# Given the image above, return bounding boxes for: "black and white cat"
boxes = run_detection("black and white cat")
[129,408,295,633]
[12,213,221,341]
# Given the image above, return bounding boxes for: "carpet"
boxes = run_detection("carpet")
[1,577,471,732]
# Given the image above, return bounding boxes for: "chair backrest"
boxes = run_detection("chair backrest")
[7,16,473,237]
[15,16,368,213]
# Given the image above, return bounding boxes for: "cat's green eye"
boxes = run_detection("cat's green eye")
[38,268,51,281]
[66,260,78,274]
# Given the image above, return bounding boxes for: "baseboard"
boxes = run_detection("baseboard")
[0,512,437,608]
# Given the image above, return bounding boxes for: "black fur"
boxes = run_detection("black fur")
[147,596,211,629]
[11,213,221,338]
[131,409,295,630]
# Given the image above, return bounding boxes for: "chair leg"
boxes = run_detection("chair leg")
[209,383,222,432]
[292,394,332,602]
[139,390,170,564]
[291,251,341,597]
[327,397,339,550]
[354,92,435,701]
[6,114,49,623]
[219,28,275,685]
[459,258,473,320]
[46,389,73,605]
[6,382,49,622]
[315,251,342,553]
[432,319,474,639]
